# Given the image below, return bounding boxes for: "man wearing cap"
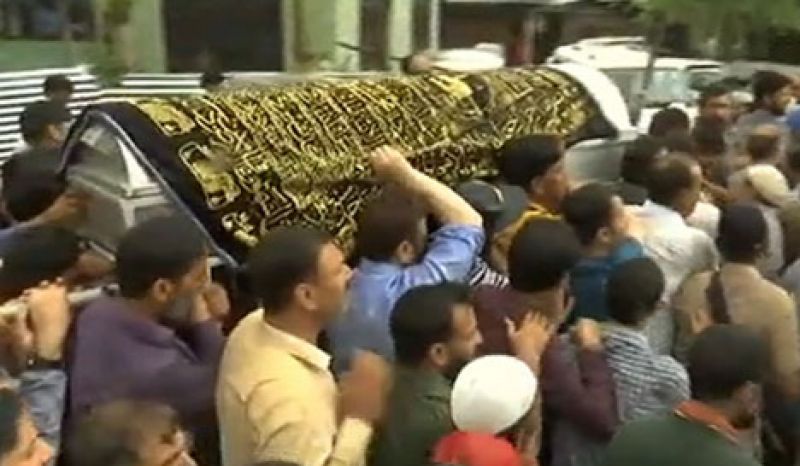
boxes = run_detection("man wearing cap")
[491,135,568,273]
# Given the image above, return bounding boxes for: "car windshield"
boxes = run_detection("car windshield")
[603,68,693,105]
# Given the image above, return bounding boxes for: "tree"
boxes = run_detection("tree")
[633,0,800,59]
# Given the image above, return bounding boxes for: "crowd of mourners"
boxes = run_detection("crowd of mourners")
[3,68,800,466]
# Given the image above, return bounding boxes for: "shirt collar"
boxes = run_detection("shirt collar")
[602,323,650,348]
[357,258,403,276]
[674,400,740,444]
[721,263,762,280]
[260,316,331,371]
[641,200,686,226]
[394,366,452,401]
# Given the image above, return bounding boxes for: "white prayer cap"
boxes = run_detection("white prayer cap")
[746,164,793,208]
[451,355,538,435]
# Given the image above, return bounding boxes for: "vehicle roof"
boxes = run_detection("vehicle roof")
[550,42,721,70]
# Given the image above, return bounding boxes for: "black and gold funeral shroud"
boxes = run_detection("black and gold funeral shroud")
[93,67,616,260]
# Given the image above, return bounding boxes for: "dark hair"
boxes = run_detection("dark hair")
[0,226,82,301]
[648,108,690,139]
[663,133,694,154]
[43,74,74,96]
[116,216,207,299]
[2,168,64,222]
[692,116,727,155]
[68,401,180,466]
[0,388,23,460]
[19,101,71,144]
[646,154,695,208]
[717,204,767,263]
[562,183,615,246]
[689,325,767,401]
[355,190,425,262]
[400,55,415,74]
[746,132,780,162]
[508,219,581,293]
[788,141,800,173]
[621,136,663,186]
[247,226,331,312]
[498,135,563,190]
[391,283,471,366]
[200,70,225,89]
[753,71,793,103]
[607,257,664,326]
[699,84,731,108]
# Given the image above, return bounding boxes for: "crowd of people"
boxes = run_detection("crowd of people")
[1,68,800,466]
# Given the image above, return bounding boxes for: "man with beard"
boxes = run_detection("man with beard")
[734,71,794,153]
[69,216,228,465]
[369,283,552,466]
[601,325,765,466]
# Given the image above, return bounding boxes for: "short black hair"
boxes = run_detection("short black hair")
[747,132,780,162]
[692,116,727,155]
[508,219,582,293]
[689,325,767,401]
[355,189,425,262]
[562,183,615,246]
[648,108,690,139]
[498,135,563,190]
[607,257,665,326]
[0,388,23,460]
[43,74,74,96]
[646,154,695,208]
[390,282,471,366]
[753,71,793,103]
[68,401,180,466]
[19,101,71,144]
[0,226,82,301]
[621,135,663,186]
[116,216,207,299]
[717,204,767,263]
[247,226,331,312]
[200,70,225,89]
[2,167,64,222]
[699,84,731,108]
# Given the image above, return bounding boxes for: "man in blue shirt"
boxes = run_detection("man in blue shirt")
[329,146,484,371]
[563,183,644,325]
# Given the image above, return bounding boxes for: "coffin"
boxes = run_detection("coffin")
[61,64,633,267]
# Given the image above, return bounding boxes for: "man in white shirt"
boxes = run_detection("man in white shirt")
[635,154,718,355]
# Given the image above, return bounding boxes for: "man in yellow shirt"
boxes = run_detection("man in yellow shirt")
[492,135,568,272]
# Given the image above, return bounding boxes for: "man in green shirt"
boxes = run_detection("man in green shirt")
[602,325,766,466]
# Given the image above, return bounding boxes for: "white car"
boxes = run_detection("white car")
[548,37,723,132]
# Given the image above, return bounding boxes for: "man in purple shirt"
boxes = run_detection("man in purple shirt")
[328,146,484,372]
[69,216,226,465]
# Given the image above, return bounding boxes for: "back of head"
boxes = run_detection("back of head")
[607,257,665,326]
[648,108,690,139]
[2,165,64,223]
[508,219,581,293]
[355,189,425,262]
[746,127,781,163]
[688,325,767,401]
[451,355,537,435]
[68,401,179,466]
[390,282,471,367]
[621,135,663,186]
[692,116,727,155]
[43,74,73,98]
[0,388,23,461]
[562,183,615,246]
[247,226,331,312]
[717,203,767,263]
[498,135,563,190]
[753,70,793,103]
[646,153,695,208]
[0,226,82,301]
[18,101,70,145]
[116,216,207,299]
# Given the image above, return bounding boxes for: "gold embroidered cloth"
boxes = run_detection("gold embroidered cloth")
[130,67,604,254]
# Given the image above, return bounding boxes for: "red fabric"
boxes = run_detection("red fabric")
[433,431,524,466]
[674,400,740,444]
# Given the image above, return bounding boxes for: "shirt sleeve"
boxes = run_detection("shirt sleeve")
[540,339,618,440]
[467,257,509,288]
[19,369,67,451]
[248,383,372,466]
[653,357,691,406]
[394,225,484,290]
